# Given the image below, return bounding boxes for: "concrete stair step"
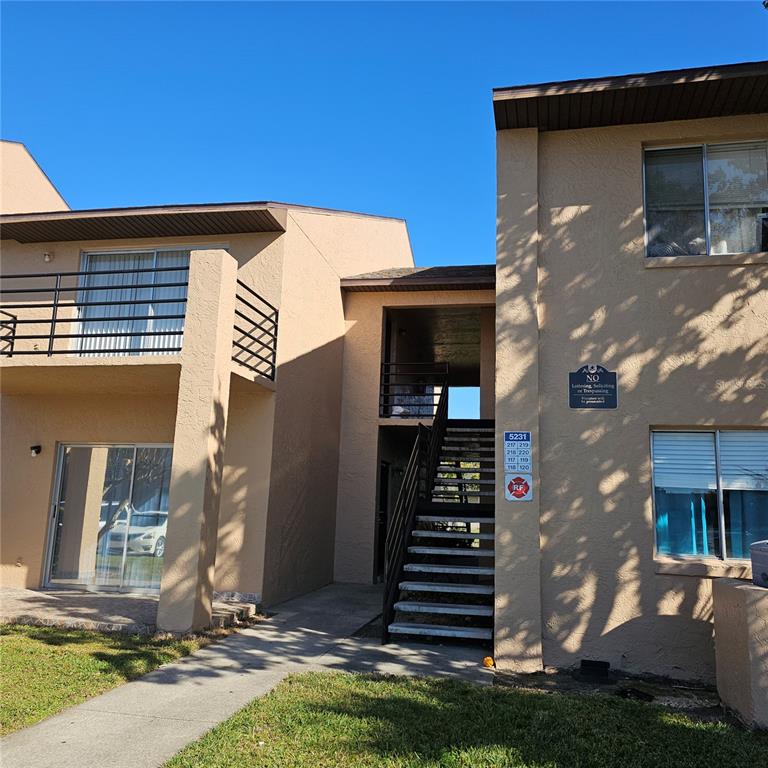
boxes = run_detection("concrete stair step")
[399,581,495,595]
[408,546,495,557]
[412,530,494,540]
[394,601,493,617]
[404,563,494,575]
[443,436,495,442]
[416,515,495,524]
[432,489,496,498]
[210,601,258,628]
[434,478,495,484]
[436,466,495,473]
[440,445,496,453]
[388,622,493,640]
[418,501,495,513]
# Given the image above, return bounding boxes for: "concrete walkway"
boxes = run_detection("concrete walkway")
[1,583,491,768]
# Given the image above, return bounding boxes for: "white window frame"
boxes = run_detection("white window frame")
[642,139,768,258]
[650,428,767,563]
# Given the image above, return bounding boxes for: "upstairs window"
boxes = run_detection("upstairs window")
[652,430,768,561]
[77,249,189,356]
[644,141,768,257]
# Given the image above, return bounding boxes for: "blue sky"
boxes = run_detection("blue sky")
[2,1,764,418]
[2,1,766,270]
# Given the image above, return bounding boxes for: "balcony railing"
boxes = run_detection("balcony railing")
[0,265,190,356]
[379,362,448,418]
[231,280,278,381]
[0,310,16,356]
[0,268,279,381]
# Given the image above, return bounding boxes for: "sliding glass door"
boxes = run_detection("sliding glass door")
[47,444,173,592]
[76,249,189,356]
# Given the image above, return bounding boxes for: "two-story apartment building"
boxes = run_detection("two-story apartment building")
[1,61,766,690]
[493,61,768,683]
[0,154,420,632]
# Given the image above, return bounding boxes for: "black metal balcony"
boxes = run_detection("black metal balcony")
[0,268,279,381]
[379,362,448,418]
[0,265,190,356]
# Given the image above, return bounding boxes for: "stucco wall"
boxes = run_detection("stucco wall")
[713,579,768,728]
[0,232,283,603]
[496,114,768,681]
[0,141,69,214]
[335,289,495,584]
[257,209,416,605]
[215,382,276,601]
[0,393,178,588]
[0,208,414,607]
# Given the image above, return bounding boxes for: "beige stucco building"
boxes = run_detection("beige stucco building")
[1,61,766,704]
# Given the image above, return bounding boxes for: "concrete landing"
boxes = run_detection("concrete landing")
[0,588,255,634]
[1,583,491,768]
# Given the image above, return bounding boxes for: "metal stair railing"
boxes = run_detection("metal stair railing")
[381,383,449,643]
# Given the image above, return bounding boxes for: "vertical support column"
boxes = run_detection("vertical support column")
[494,128,544,672]
[479,306,495,419]
[158,249,238,633]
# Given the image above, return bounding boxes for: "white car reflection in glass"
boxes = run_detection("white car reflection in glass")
[99,504,167,558]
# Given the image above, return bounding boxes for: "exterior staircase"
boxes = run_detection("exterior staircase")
[384,418,495,643]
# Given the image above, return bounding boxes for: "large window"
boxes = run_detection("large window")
[652,430,768,561]
[47,444,173,592]
[644,141,768,257]
[77,249,189,355]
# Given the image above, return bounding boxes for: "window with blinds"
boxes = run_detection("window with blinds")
[644,141,768,258]
[652,430,768,560]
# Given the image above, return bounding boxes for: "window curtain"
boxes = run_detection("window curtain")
[144,250,189,355]
[76,250,189,356]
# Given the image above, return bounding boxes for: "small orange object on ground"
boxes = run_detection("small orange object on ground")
[482,656,495,668]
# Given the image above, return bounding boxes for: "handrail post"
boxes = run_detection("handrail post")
[47,273,61,356]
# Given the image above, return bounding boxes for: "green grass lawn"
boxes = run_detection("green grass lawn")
[0,624,204,735]
[166,672,768,768]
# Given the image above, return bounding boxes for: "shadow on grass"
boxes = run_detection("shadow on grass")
[282,674,768,768]
[0,624,198,679]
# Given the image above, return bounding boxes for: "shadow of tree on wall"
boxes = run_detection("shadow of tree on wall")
[497,163,768,680]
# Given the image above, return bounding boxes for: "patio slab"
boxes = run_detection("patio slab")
[1,583,490,768]
[0,588,255,634]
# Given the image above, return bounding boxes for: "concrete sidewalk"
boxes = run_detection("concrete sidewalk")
[1,583,491,768]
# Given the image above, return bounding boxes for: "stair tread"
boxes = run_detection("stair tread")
[413,530,494,540]
[436,465,495,470]
[418,500,494,510]
[399,581,495,594]
[404,563,494,575]
[440,445,496,453]
[408,546,494,556]
[388,622,493,640]
[394,601,493,616]
[434,479,495,484]
[432,491,496,497]
[416,515,495,523]
[443,437,495,442]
